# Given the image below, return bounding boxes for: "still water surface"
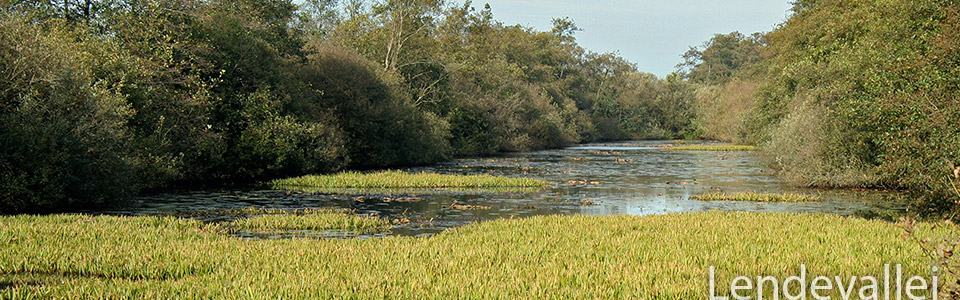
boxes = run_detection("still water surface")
[102,141,907,238]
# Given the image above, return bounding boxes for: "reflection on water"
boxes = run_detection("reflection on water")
[99,141,908,237]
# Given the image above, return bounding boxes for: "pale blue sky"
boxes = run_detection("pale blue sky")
[473,0,793,77]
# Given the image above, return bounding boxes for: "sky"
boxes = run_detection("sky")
[474,0,794,77]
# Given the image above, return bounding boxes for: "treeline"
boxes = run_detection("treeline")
[0,0,697,212]
[680,0,960,214]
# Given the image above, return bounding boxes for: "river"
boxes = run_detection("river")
[99,140,907,238]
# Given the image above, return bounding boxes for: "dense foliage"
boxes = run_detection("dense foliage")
[0,16,136,211]
[682,0,960,215]
[7,0,956,214]
[0,0,696,212]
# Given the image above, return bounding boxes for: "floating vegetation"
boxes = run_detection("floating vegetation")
[0,212,947,298]
[691,192,820,202]
[514,165,535,171]
[579,199,597,206]
[443,201,492,210]
[273,171,548,190]
[345,195,423,203]
[591,151,624,155]
[566,179,602,185]
[666,145,760,151]
[380,196,422,203]
[614,158,634,162]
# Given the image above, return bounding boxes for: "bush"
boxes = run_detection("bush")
[751,0,960,212]
[300,44,450,167]
[236,116,347,179]
[693,79,758,143]
[447,102,501,156]
[763,98,881,187]
[0,17,136,212]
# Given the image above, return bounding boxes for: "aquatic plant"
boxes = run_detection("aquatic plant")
[187,207,350,217]
[273,171,549,189]
[691,192,819,202]
[443,201,491,210]
[287,187,543,195]
[666,145,760,151]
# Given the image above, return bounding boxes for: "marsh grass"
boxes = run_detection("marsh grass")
[288,187,543,195]
[183,207,391,234]
[188,207,350,217]
[0,212,948,298]
[666,145,760,151]
[273,170,548,190]
[225,209,390,234]
[692,192,820,202]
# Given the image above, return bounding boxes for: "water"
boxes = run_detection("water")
[100,141,907,238]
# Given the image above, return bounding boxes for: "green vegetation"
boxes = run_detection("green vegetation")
[691,192,819,202]
[3,0,957,295]
[0,0,955,219]
[666,145,759,151]
[227,209,390,233]
[181,207,391,233]
[273,170,548,189]
[280,186,543,195]
[679,0,960,215]
[0,211,944,298]
[0,0,698,213]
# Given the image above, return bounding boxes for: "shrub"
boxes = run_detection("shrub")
[447,102,502,156]
[763,98,881,187]
[0,17,136,212]
[752,0,960,212]
[301,44,450,167]
[693,79,759,143]
[236,116,347,179]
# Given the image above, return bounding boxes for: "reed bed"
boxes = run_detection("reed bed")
[226,209,390,233]
[273,170,549,189]
[691,192,820,202]
[666,145,760,151]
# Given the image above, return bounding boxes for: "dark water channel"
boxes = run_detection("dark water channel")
[99,141,908,238]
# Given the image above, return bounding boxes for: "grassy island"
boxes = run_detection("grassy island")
[666,145,760,151]
[691,192,820,202]
[273,170,549,190]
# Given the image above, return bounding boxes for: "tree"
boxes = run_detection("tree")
[678,31,763,84]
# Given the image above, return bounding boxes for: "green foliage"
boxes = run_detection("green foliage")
[447,103,501,156]
[0,0,699,212]
[593,72,697,140]
[755,0,960,207]
[0,15,136,212]
[681,0,960,214]
[679,32,764,84]
[301,44,450,167]
[692,78,759,143]
[237,116,347,179]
